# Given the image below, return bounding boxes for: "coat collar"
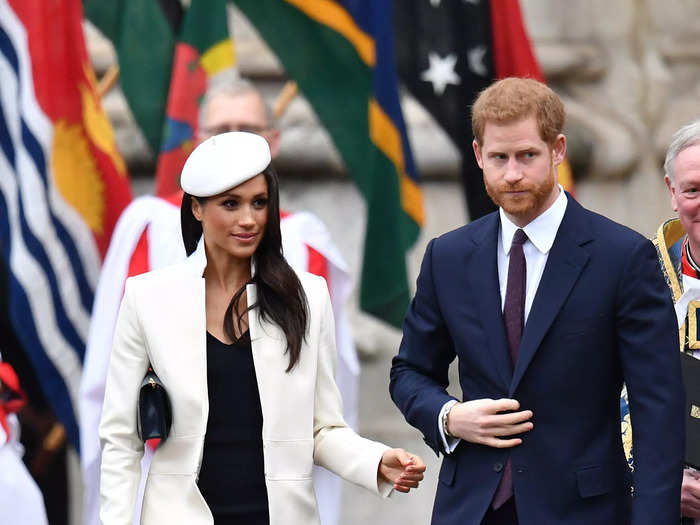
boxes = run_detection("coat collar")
[183,235,208,277]
[510,194,592,393]
[655,217,685,301]
[467,212,513,388]
[182,235,258,278]
[468,194,593,393]
[183,235,263,341]
[176,236,303,446]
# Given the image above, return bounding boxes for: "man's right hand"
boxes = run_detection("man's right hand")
[447,398,534,448]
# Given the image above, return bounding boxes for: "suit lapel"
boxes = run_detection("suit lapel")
[247,282,289,440]
[165,267,208,430]
[470,214,512,389]
[509,198,592,394]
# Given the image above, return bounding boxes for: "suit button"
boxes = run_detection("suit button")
[493,462,504,472]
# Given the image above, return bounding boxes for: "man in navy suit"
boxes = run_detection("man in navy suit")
[390,77,685,525]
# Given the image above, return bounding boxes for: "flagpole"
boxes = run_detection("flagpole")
[97,64,120,99]
[272,80,298,120]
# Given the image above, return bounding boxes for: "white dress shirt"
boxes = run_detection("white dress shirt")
[438,187,569,453]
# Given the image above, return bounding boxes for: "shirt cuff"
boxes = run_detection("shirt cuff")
[437,400,460,454]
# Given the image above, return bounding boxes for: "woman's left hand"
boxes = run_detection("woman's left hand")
[378,448,426,493]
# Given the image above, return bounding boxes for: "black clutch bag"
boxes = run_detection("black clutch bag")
[136,367,172,442]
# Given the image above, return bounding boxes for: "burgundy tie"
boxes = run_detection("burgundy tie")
[492,228,527,509]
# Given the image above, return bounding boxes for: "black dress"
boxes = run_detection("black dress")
[197,331,269,524]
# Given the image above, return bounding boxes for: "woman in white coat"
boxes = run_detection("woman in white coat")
[99,132,425,525]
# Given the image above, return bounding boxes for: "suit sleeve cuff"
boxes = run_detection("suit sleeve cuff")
[438,400,460,454]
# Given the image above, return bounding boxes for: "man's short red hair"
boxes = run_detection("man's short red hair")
[471,77,565,146]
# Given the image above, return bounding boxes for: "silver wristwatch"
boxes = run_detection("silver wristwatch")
[442,400,458,437]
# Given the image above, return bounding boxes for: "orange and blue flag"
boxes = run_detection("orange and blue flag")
[234,0,423,327]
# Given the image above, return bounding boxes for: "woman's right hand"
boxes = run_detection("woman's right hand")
[377,448,426,493]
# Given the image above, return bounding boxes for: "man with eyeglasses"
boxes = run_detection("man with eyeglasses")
[80,76,359,525]
[198,79,278,143]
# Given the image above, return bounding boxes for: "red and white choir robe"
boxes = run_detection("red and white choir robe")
[79,194,359,525]
[0,356,48,525]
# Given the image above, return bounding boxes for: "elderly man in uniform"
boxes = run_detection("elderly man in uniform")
[621,119,700,524]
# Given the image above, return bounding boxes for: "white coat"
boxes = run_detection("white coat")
[98,241,390,525]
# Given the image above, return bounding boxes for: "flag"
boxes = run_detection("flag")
[83,0,184,156]
[85,0,235,198]
[396,0,574,221]
[0,0,131,449]
[154,0,236,196]
[233,0,423,328]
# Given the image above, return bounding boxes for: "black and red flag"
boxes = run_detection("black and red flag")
[395,0,574,220]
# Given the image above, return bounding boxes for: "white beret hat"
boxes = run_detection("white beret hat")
[180,131,271,197]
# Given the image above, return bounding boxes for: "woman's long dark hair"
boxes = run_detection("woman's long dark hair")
[181,166,308,371]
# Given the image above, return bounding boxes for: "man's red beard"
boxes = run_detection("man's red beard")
[484,172,556,220]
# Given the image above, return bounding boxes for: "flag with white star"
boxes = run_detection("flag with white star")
[396,0,574,220]
[396,0,495,219]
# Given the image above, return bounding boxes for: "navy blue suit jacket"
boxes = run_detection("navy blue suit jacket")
[390,196,684,525]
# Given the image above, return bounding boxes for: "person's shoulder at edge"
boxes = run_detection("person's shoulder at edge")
[281,210,349,273]
[295,270,330,304]
[281,209,328,232]
[117,194,179,218]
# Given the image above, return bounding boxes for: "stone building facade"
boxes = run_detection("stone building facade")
[87,1,700,351]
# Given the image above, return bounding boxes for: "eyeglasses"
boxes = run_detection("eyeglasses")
[200,124,271,137]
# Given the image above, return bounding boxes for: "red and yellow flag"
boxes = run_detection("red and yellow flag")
[10,0,132,257]
[0,0,131,448]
